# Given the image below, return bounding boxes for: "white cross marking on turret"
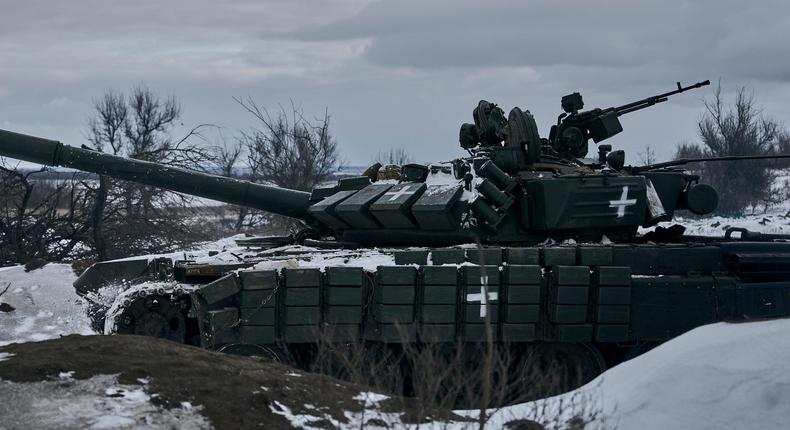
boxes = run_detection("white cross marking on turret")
[466,276,498,318]
[609,185,637,218]
[383,186,414,201]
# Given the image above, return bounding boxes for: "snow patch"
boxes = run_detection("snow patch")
[0,352,14,362]
[424,168,459,186]
[468,318,790,429]
[271,400,336,430]
[353,391,390,406]
[0,374,211,429]
[641,206,790,239]
[271,394,412,430]
[0,264,93,346]
[59,371,75,380]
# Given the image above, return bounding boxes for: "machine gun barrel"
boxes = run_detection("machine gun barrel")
[632,153,790,173]
[552,79,711,157]
[614,80,710,116]
[0,128,312,220]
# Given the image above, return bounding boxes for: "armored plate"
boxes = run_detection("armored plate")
[306,190,356,229]
[527,176,647,229]
[411,184,465,230]
[335,183,393,229]
[369,183,427,228]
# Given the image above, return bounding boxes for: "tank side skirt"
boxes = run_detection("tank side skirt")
[193,245,790,350]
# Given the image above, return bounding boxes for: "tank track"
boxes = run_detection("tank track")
[104,282,199,344]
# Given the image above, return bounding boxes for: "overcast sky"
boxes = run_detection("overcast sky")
[1,0,789,167]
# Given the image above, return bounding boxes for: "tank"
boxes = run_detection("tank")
[2,79,790,401]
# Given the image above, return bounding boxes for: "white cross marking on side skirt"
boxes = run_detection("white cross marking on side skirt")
[609,185,637,218]
[465,276,498,318]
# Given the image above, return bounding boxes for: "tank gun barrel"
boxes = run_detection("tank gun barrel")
[632,153,790,173]
[0,129,311,220]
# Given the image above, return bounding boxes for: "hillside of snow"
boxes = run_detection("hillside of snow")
[0,264,92,347]
[478,318,790,430]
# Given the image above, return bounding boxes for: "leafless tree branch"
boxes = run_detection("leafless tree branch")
[677,81,789,214]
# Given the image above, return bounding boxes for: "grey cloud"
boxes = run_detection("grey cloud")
[362,29,642,68]
[294,0,790,82]
[0,0,364,37]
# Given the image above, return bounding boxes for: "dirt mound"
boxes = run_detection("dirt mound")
[0,335,465,429]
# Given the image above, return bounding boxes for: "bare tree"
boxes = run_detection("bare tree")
[86,91,126,260]
[0,162,90,265]
[212,135,268,232]
[375,148,413,165]
[636,145,657,165]
[215,138,243,179]
[675,83,788,214]
[85,85,216,259]
[232,98,343,234]
[235,98,342,191]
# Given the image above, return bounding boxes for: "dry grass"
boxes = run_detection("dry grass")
[298,323,611,429]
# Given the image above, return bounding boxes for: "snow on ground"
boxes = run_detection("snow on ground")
[642,173,790,238]
[469,318,790,430]
[269,391,421,430]
[0,264,92,347]
[638,206,790,238]
[669,212,790,237]
[0,373,211,429]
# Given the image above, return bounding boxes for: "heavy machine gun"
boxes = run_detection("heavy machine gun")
[550,80,711,159]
